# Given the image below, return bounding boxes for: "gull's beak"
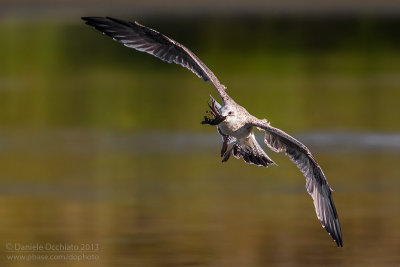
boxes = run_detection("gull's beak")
[216,115,227,124]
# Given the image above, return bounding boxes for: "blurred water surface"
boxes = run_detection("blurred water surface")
[0,16,399,266]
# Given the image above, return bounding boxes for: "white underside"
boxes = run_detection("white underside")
[218,119,251,139]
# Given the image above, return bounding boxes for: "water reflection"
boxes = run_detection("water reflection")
[0,130,399,266]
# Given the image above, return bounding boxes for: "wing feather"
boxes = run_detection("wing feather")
[231,133,275,167]
[82,16,228,99]
[250,119,343,247]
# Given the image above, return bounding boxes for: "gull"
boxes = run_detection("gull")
[82,16,343,247]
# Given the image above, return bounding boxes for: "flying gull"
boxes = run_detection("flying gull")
[82,16,343,247]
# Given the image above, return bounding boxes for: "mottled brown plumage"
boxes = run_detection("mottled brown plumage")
[82,16,343,247]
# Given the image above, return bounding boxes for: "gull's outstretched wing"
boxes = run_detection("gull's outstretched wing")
[249,118,343,247]
[82,16,228,100]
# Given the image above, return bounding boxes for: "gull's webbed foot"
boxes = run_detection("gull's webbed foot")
[201,99,226,125]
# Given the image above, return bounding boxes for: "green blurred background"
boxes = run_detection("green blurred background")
[0,1,400,266]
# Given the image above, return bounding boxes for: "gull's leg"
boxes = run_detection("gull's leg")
[201,99,226,125]
[221,146,233,162]
[221,136,228,157]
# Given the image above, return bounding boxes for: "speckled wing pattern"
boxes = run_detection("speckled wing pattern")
[82,17,227,97]
[250,119,343,247]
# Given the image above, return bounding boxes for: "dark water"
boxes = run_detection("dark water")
[0,17,400,266]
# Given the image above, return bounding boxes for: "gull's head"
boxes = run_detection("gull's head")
[221,106,233,116]
[221,106,236,121]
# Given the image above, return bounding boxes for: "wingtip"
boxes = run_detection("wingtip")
[81,16,91,24]
[335,237,343,247]
[81,16,122,24]
[336,230,343,247]
[332,221,343,247]
[81,16,104,26]
[81,16,98,21]
[327,229,343,247]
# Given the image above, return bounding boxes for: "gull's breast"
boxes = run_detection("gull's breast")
[219,119,251,139]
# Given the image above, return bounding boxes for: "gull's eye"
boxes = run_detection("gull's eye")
[228,111,234,115]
